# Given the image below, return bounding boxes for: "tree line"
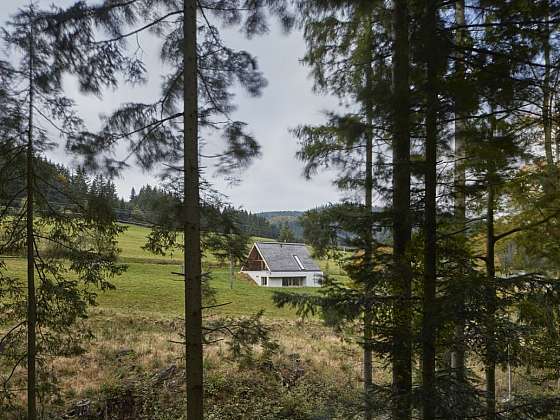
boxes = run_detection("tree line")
[124,185,282,240]
[0,151,280,238]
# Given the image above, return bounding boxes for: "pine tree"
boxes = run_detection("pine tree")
[420,0,439,416]
[273,2,421,417]
[25,13,37,416]
[206,208,250,289]
[391,1,412,417]
[293,2,389,416]
[44,1,293,417]
[0,5,125,417]
[450,0,468,394]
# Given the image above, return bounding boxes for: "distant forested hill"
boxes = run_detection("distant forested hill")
[126,187,280,239]
[257,211,304,241]
[0,156,122,215]
[229,209,279,239]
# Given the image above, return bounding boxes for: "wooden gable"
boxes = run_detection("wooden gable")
[243,245,267,271]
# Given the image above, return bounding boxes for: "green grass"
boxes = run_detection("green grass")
[3,224,329,320]
[117,224,183,264]
[96,263,316,319]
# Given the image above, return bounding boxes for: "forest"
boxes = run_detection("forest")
[2,0,560,419]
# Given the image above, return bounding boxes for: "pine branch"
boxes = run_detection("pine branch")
[93,10,182,45]
[494,209,560,242]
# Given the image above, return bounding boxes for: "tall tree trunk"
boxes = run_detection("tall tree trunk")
[422,1,438,418]
[26,12,37,420]
[543,1,554,172]
[451,0,467,400]
[392,1,412,418]
[556,95,560,162]
[363,17,375,420]
[184,1,204,419]
[363,310,373,420]
[485,184,496,420]
[485,122,497,420]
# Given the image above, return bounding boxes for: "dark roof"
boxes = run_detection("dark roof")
[254,242,321,272]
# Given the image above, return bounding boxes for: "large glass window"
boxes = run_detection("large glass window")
[281,277,305,287]
[261,277,267,286]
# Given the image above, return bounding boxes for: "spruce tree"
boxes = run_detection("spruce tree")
[273,2,423,418]
[0,5,125,417]
[450,0,468,394]
[420,0,439,417]
[293,2,389,417]
[391,1,412,417]
[42,1,293,417]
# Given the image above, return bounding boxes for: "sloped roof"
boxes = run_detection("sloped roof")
[254,242,321,272]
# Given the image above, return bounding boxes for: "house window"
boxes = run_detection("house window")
[261,277,268,286]
[282,277,305,287]
[293,255,305,270]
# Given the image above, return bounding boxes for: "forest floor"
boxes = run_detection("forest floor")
[48,310,368,419]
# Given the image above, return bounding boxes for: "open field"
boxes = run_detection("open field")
[109,224,332,318]
[3,224,340,319]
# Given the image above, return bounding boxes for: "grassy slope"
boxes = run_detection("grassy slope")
[116,224,183,264]
[3,224,328,319]
[1,225,358,419]
[96,263,316,319]
[110,225,323,318]
[2,226,526,418]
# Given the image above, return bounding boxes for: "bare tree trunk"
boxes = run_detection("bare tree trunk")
[26,11,37,420]
[485,183,496,420]
[451,0,467,393]
[485,120,497,420]
[363,310,373,420]
[544,1,554,171]
[422,0,438,418]
[556,99,560,162]
[184,1,204,419]
[363,17,375,419]
[392,1,412,418]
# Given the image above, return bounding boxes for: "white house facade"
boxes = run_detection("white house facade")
[241,242,323,287]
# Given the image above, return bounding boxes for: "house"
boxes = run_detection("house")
[241,242,323,287]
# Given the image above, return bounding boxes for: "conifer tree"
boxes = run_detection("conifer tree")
[443,4,560,416]
[450,0,468,392]
[205,207,250,289]
[273,2,420,418]
[0,5,125,417]
[420,0,439,417]
[391,1,412,417]
[42,1,293,417]
[293,2,388,416]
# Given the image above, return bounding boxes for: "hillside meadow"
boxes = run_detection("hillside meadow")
[3,224,342,319]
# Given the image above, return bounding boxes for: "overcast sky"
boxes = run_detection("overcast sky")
[2,1,343,213]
